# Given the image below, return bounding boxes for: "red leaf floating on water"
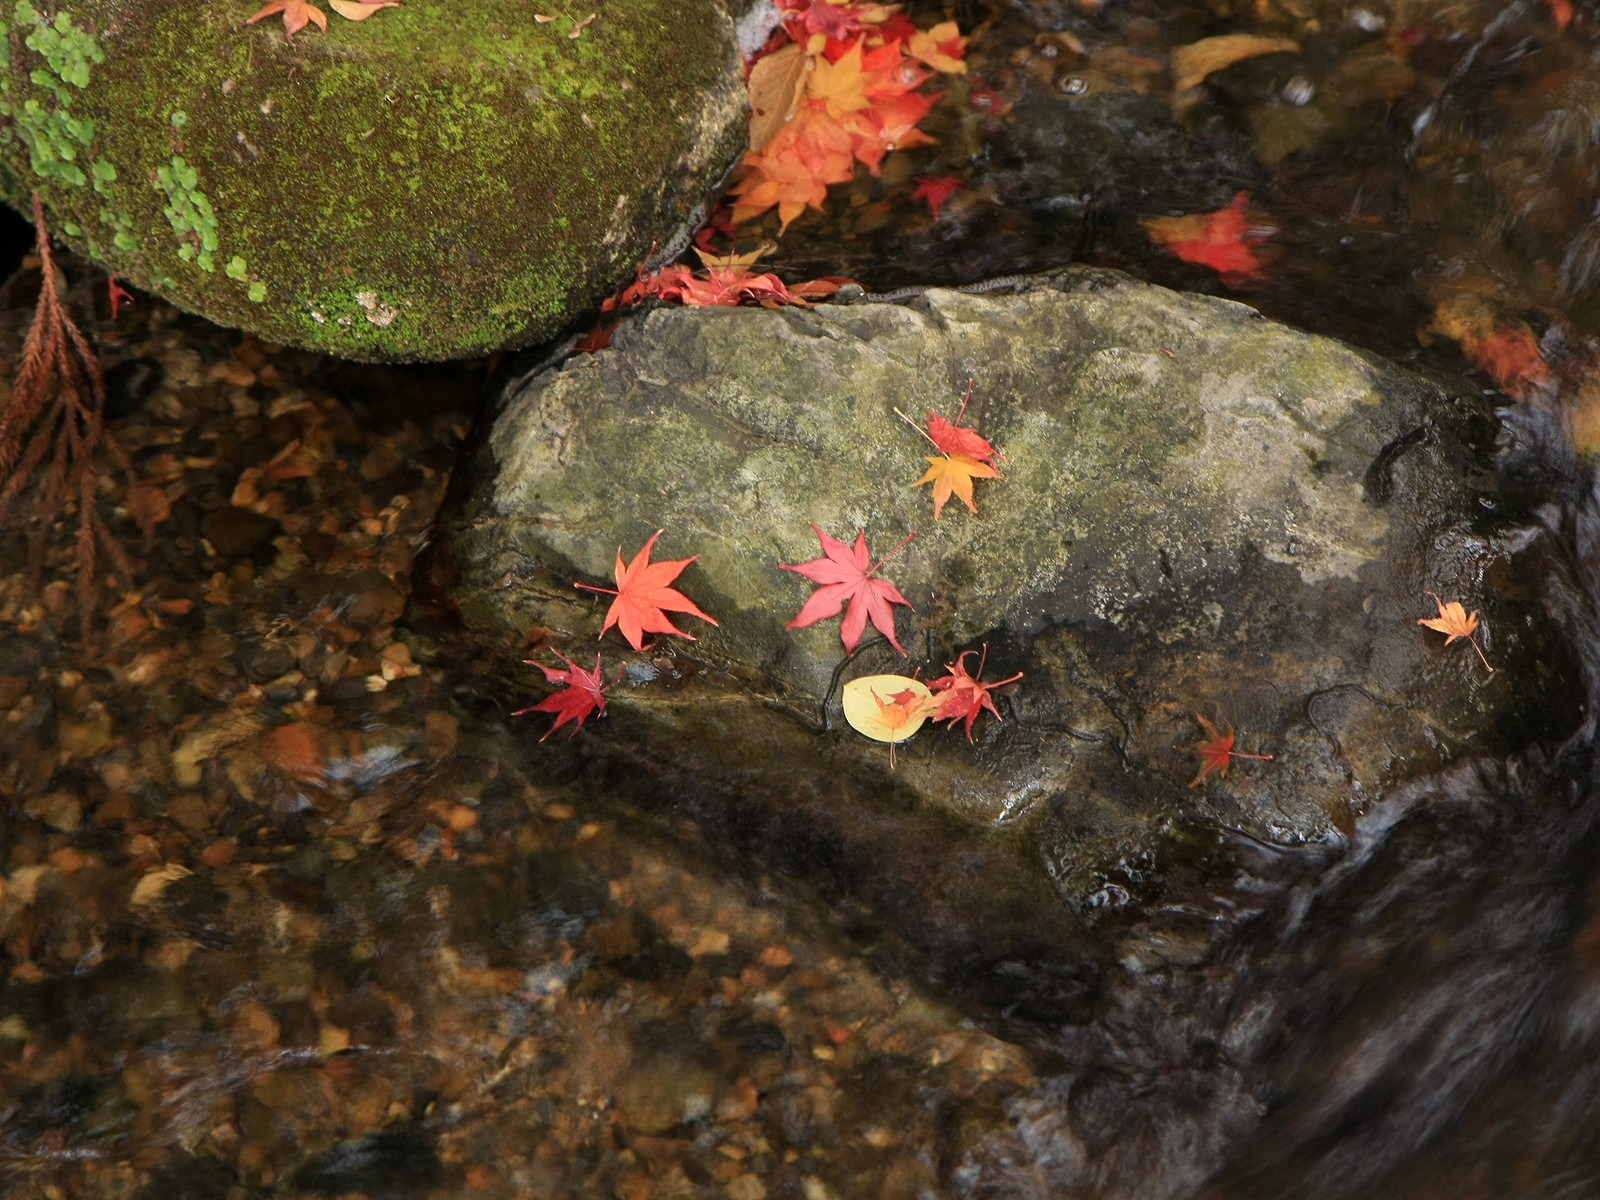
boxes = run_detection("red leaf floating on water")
[780,524,916,654]
[912,175,964,221]
[513,650,610,740]
[1461,322,1551,400]
[1144,191,1271,284]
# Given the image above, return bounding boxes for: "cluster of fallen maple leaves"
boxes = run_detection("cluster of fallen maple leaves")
[732,0,968,232]
[515,380,1495,782]
[514,388,1017,760]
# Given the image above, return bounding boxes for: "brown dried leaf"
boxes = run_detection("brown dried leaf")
[1171,34,1300,93]
[125,482,170,533]
[748,43,811,153]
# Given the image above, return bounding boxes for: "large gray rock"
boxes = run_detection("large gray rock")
[436,268,1554,934]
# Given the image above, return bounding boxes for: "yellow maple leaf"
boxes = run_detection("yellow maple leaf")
[807,40,872,119]
[911,452,999,519]
[906,21,968,74]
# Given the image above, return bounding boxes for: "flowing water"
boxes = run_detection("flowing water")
[3,0,1600,1197]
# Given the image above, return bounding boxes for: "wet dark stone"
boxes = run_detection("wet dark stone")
[134,1157,243,1200]
[102,357,164,420]
[7,1075,98,1137]
[200,506,282,559]
[342,569,408,632]
[232,641,295,684]
[0,631,53,676]
[290,1125,442,1196]
[326,676,376,702]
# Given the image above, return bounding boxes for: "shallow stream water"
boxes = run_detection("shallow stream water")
[3,0,1600,1197]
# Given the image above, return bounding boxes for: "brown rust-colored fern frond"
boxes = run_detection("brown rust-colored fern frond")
[0,192,148,640]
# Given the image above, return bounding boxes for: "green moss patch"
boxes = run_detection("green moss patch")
[0,0,749,360]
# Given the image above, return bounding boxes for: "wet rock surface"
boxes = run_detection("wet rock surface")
[441,268,1563,936]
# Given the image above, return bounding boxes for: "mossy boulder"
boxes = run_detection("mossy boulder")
[432,268,1565,935]
[0,0,754,360]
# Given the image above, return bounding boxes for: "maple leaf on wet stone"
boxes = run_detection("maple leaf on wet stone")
[576,530,718,652]
[913,453,998,520]
[513,651,610,740]
[928,648,1022,740]
[1187,713,1273,787]
[780,524,916,654]
[912,175,964,221]
[1418,591,1494,671]
[903,381,1004,518]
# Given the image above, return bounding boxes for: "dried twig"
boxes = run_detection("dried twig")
[0,192,148,639]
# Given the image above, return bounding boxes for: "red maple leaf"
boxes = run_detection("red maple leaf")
[1144,192,1271,284]
[780,524,916,654]
[928,647,1022,740]
[512,650,610,740]
[1461,322,1551,400]
[778,0,894,43]
[660,266,797,308]
[912,175,964,221]
[575,530,719,652]
[910,379,1002,463]
[573,321,616,353]
[245,0,328,37]
[1187,713,1273,786]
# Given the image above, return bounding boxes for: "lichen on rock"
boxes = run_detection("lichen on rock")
[0,0,755,360]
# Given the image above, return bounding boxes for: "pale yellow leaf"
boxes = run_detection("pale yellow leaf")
[329,0,398,19]
[842,675,933,744]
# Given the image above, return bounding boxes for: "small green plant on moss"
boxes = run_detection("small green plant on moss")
[155,154,218,272]
[0,3,136,257]
[226,255,267,301]
[0,1,103,188]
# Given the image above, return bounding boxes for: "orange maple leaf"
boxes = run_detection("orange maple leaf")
[912,452,999,519]
[1417,591,1493,671]
[575,530,719,652]
[245,0,396,35]
[512,650,610,740]
[661,266,798,308]
[780,525,916,654]
[1187,713,1273,787]
[245,0,328,37]
[901,380,1003,517]
[729,109,855,230]
[874,685,935,766]
[928,647,1022,740]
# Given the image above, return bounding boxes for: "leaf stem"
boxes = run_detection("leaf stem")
[953,376,974,424]
[868,529,917,577]
[893,407,942,451]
